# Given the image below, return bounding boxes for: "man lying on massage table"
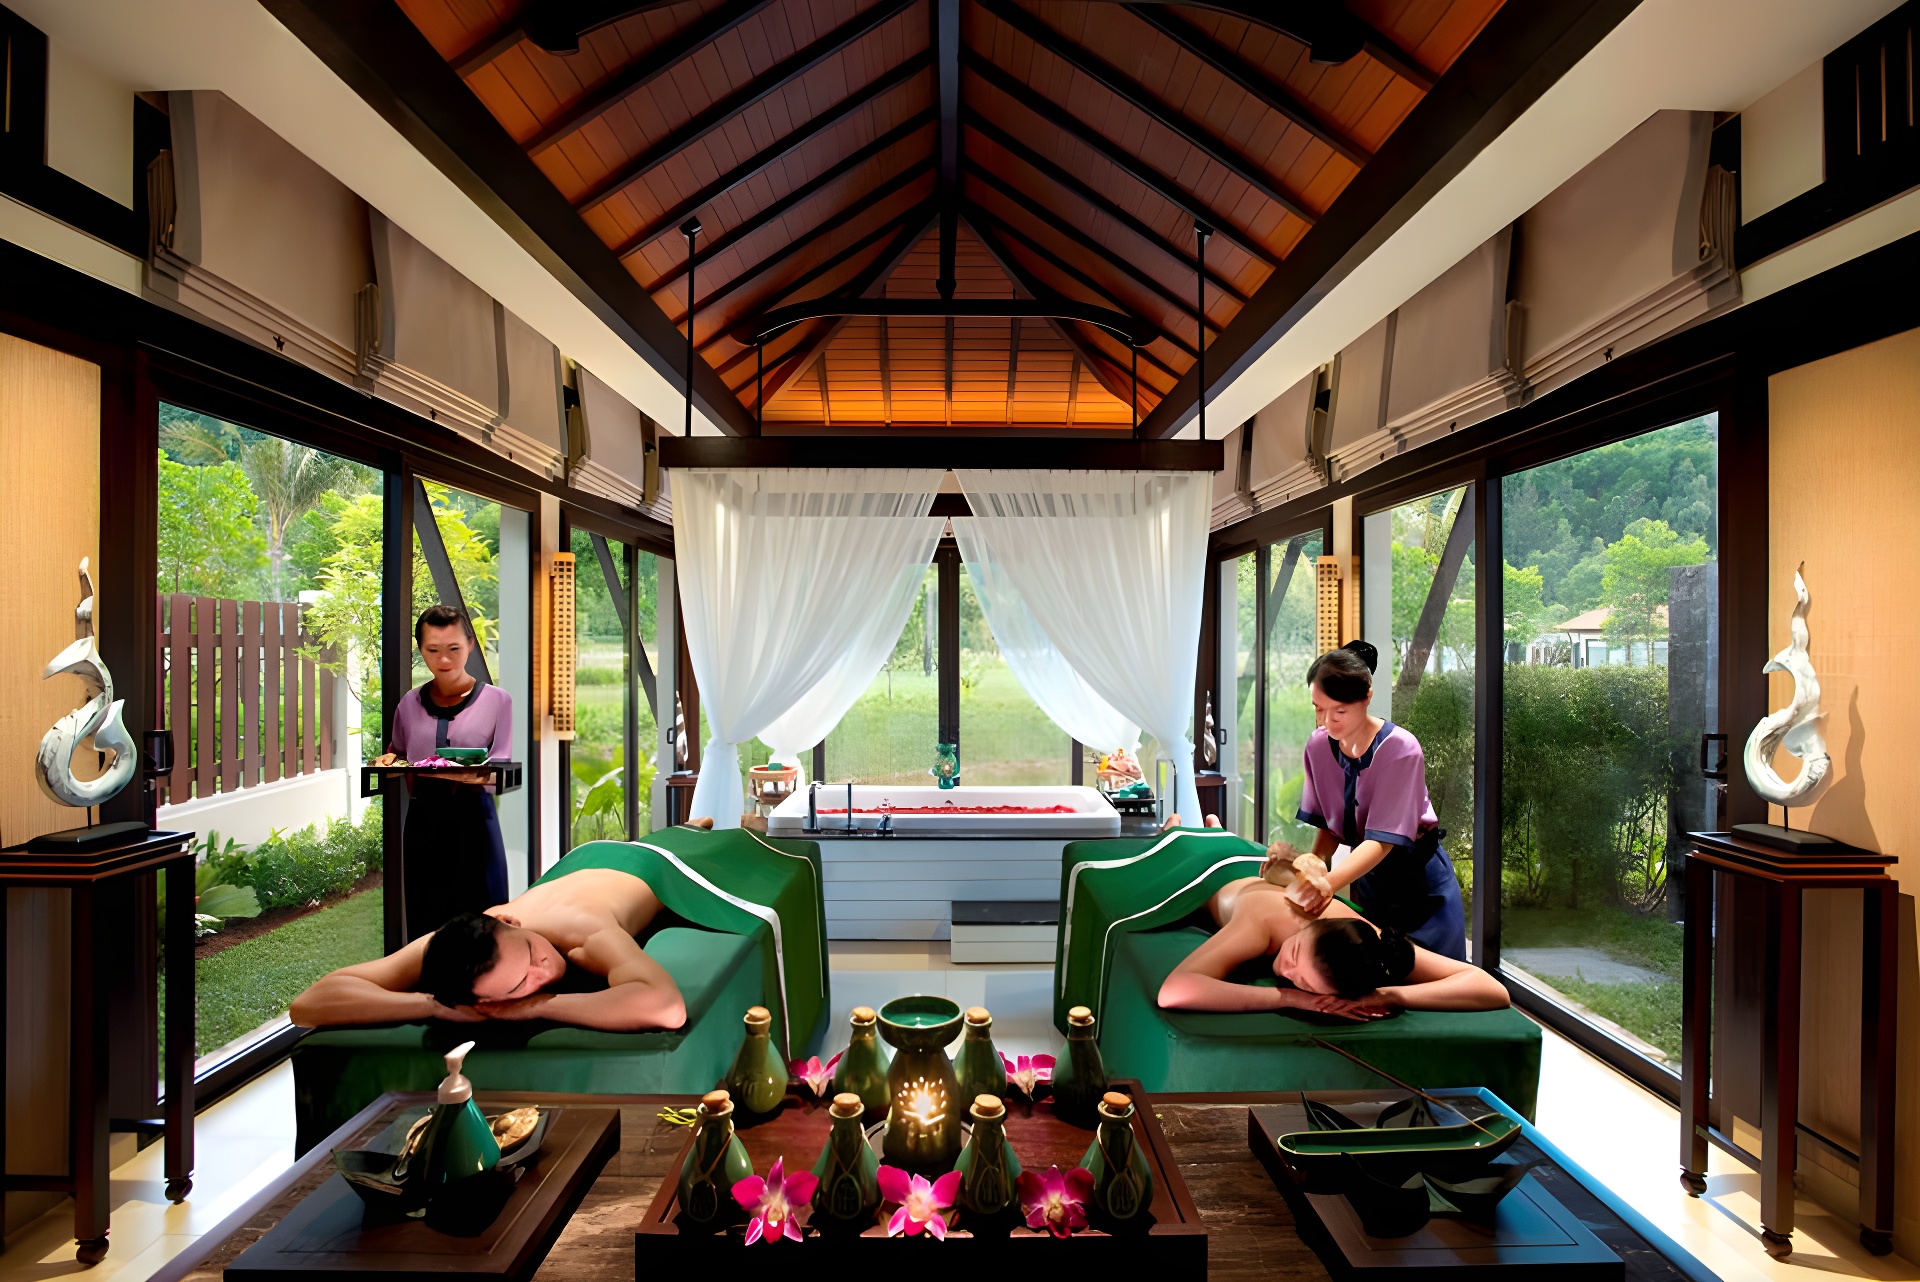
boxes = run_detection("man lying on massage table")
[288,831,711,1032]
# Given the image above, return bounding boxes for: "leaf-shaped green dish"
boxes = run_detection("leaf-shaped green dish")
[1277,1113,1522,1186]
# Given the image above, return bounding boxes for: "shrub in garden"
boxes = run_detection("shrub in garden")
[246,802,384,910]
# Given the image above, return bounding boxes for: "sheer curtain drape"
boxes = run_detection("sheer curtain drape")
[952,521,1139,755]
[955,471,1210,823]
[672,468,943,826]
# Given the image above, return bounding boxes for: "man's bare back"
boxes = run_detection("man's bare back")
[289,867,685,1033]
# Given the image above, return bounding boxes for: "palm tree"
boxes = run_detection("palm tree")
[241,436,347,600]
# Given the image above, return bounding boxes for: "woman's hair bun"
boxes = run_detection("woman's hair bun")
[1341,639,1379,674]
[1374,926,1416,982]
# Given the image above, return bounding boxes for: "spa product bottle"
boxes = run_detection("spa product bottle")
[1081,1091,1154,1223]
[953,1007,1008,1105]
[810,1092,881,1226]
[677,1090,752,1227]
[831,1006,891,1120]
[953,1093,1022,1218]
[1051,1005,1109,1124]
[724,1006,788,1117]
[408,1040,500,1207]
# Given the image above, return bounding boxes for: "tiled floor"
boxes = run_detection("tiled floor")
[5,973,1918,1282]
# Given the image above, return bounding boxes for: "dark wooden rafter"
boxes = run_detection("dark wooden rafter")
[643,111,935,289]
[966,166,1219,342]
[451,17,526,76]
[575,0,918,213]
[750,297,1148,344]
[1358,26,1439,91]
[934,0,961,299]
[670,161,934,326]
[975,0,1318,225]
[962,53,1273,266]
[962,111,1249,305]
[610,50,932,259]
[1122,5,1372,166]
[525,0,777,153]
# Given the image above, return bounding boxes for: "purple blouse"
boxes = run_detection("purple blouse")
[1296,722,1438,849]
[389,682,513,763]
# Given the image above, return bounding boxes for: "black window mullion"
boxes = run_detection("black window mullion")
[937,542,960,751]
[1253,542,1269,842]
[1471,474,1502,971]
[381,464,414,951]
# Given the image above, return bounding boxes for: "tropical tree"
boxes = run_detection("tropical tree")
[156,451,269,596]
[1600,518,1709,650]
[243,436,351,601]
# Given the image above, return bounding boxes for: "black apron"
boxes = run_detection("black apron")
[403,683,508,939]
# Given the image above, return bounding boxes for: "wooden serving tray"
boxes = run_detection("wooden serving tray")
[635,1080,1206,1278]
[360,761,524,798]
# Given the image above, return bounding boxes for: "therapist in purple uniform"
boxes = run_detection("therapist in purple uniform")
[1287,641,1468,960]
[373,604,513,939]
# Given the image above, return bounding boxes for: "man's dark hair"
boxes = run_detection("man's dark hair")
[1307,919,1416,997]
[416,603,477,647]
[1306,645,1375,704]
[419,913,504,1007]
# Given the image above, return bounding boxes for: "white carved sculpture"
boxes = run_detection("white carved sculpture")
[1742,563,1832,811]
[36,558,137,808]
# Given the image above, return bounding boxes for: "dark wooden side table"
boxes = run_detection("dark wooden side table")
[1679,831,1898,1259]
[0,829,196,1263]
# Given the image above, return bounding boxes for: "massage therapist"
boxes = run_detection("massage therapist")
[373,604,513,940]
[1285,641,1468,960]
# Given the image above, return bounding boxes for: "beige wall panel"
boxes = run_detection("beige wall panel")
[1247,374,1312,492]
[1769,326,1920,1252]
[1330,316,1390,454]
[577,365,648,484]
[503,309,566,453]
[370,211,498,412]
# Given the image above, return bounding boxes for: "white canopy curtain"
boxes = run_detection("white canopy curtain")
[672,468,944,827]
[955,470,1211,824]
[951,520,1140,756]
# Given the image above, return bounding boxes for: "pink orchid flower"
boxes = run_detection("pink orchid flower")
[1016,1165,1093,1238]
[732,1156,818,1245]
[876,1165,962,1240]
[999,1052,1055,1098]
[790,1051,842,1098]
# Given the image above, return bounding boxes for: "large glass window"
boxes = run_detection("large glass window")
[1498,415,1718,1064]
[1363,488,1476,937]
[959,566,1070,785]
[1224,553,1257,838]
[1265,532,1324,843]
[155,404,383,1059]
[567,530,663,842]
[824,565,941,785]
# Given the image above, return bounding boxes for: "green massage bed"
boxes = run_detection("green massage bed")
[1056,829,1541,1118]
[292,826,828,1153]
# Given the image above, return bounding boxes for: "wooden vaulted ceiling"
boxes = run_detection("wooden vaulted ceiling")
[394,0,1504,431]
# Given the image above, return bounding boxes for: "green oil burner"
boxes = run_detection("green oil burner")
[411,1040,500,1202]
[878,995,964,1174]
[933,742,960,789]
[724,1005,789,1117]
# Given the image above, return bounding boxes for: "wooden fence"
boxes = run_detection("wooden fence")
[156,594,336,805]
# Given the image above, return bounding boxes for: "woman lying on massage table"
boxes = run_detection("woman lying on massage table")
[1156,843,1509,1021]
[288,854,691,1033]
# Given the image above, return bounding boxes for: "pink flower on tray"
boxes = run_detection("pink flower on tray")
[1000,1052,1055,1098]
[732,1156,817,1245]
[1017,1165,1092,1238]
[790,1052,841,1098]
[876,1165,962,1240]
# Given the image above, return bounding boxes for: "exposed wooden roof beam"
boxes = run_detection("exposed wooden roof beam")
[575,0,917,213]
[1122,5,1372,166]
[610,51,932,259]
[450,16,526,76]
[674,163,933,327]
[962,111,1249,305]
[1359,29,1439,92]
[962,53,1273,267]
[975,0,1317,226]
[524,0,776,153]
[643,112,935,288]
[967,212,1145,400]
[934,0,961,299]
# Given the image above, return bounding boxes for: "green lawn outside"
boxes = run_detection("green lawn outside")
[1500,903,1682,1058]
[191,888,385,1056]
[823,658,1072,786]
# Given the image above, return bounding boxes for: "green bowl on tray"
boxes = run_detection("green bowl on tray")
[1275,1113,1522,1187]
[435,747,491,766]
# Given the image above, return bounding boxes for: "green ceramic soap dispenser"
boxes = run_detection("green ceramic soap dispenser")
[412,1040,500,1203]
[724,1005,789,1116]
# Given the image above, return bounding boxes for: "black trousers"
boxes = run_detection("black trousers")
[402,781,508,941]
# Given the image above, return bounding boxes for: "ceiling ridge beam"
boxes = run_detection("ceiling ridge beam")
[961,52,1272,267]
[610,51,932,259]
[1122,4,1372,167]
[575,0,918,214]
[672,161,933,326]
[643,112,935,288]
[962,110,1249,305]
[974,0,1317,225]
[934,0,960,299]
[526,0,777,153]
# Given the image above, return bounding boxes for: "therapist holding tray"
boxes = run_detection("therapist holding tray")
[373,604,513,939]
[1286,640,1468,960]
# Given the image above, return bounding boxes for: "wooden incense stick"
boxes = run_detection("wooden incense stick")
[1309,1037,1500,1138]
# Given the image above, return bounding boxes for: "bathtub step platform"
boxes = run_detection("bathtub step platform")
[951,900,1059,964]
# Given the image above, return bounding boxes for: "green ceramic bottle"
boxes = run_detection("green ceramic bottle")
[405,1039,500,1213]
[953,1093,1023,1218]
[810,1092,881,1226]
[1081,1091,1154,1222]
[677,1089,753,1227]
[1051,1005,1109,1124]
[830,1006,891,1120]
[724,1005,788,1117]
[953,1007,1008,1104]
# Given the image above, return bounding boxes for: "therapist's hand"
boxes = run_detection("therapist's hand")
[1285,881,1333,916]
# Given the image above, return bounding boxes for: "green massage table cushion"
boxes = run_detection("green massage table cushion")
[292,924,762,1153]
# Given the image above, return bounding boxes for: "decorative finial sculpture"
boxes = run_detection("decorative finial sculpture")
[35,558,136,809]
[1743,563,1832,812]
[1201,692,1218,768]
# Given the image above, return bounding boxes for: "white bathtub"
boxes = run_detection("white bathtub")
[768,784,1120,839]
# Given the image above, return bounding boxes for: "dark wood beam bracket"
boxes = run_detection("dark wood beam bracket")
[660,436,1224,469]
